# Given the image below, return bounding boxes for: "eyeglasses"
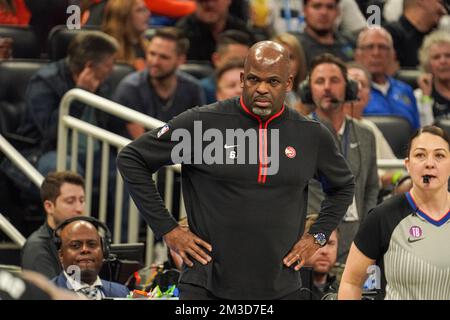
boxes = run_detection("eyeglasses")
[358,44,391,52]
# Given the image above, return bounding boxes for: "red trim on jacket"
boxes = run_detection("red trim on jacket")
[239,96,285,184]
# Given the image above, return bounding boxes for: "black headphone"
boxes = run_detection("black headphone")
[53,216,113,261]
[298,75,359,105]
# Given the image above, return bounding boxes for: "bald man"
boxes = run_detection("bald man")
[52,219,129,300]
[117,41,355,300]
[355,26,420,130]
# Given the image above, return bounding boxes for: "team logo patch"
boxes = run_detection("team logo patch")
[409,226,423,238]
[400,94,412,106]
[157,125,170,138]
[285,146,296,159]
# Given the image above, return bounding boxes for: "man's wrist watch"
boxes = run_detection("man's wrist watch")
[312,232,327,247]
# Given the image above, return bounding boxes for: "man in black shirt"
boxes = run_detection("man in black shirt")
[175,0,255,62]
[21,171,85,279]
[293,0,355,68]
[384,0,447,68]
[117,40,355,299]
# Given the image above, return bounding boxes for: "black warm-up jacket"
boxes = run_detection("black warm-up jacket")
[117,96,355,299]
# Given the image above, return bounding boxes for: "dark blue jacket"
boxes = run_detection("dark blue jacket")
[17,59,113,154]
[52,272,129,298]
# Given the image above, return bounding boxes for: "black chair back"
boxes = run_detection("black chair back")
[47,25,100,61]
[435,119,450,139]
[363,115,414,158]
[395,68,421,90]
[107,63,135,91]
[179,63,214,80]
[0,26,40,59]
[0,60,47,139]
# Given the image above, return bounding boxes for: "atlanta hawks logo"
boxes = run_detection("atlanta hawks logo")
[285,146,296,159]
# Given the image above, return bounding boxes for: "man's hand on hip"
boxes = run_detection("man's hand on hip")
[283,233,320,271]
[163,226,212,267]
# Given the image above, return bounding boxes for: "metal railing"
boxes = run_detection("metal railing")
[0,213,26,247]
[0,135,39,249]
[377,159,405,170]
[0,134,44,187]
[57,89,182,266]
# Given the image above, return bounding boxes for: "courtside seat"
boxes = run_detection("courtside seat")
[47,25,100,61]
[0,59,47,146]
[0,25,39,59]
[108,63,135,91]
[435,119,450,138]
[363,115,413,159]
[395,68,421,90]
[179,62,214,80]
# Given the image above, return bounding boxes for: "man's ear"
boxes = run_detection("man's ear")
[286,75,294,92]
[240,71,244,88]
[211,52,221,68]
[44,200,54,215]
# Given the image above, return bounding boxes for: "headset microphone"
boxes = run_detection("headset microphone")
[423,175,431,183]
[330,98,343,104]
[329,98,345,109]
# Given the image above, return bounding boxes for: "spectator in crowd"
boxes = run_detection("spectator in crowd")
[343,62,402,195]
[84,0,196,27]
[101,0,150,70]
[0,0,30,25]
[215,58,243,101]
[415,30,450,126]
[305,53,379,264]
[114,27,205,139]
[293,0,355,68]
[10,31,119,176]
[339,126,450,300]
[175,0,254,62]
[22,171,85,279]
[301,214,339,300]
[343,62,396,161]
[355,26,420,130]
[272,32,307,112]
[52,216,129,299]
[200,29,251,103]
[385,0,447,68]
[0,31,121,218]
[251,0,366,38]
